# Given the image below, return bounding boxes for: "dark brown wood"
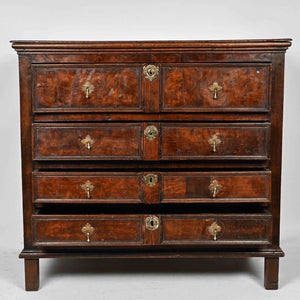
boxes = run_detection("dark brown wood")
[12,39,291,290]
[19,248,285,259]
[24,259,39,291]
[31,213,271,248]
[161,123,270,160]
[161,171,271,203]
[264,257,279,289]
[162,64,270,112]
[34,65,142,112]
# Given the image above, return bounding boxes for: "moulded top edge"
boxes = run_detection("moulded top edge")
[10,39,292,52]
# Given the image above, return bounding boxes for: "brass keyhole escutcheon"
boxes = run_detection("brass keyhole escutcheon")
[144,125,159,141]
[208,134,221,153]
[208,81,222,100]
[143,64,159,81]
[143,174,158,188]
[207,221,222,241]
[82,81,95,99]
[208,179,222,198]
[145,215,160,231]
[81,223,95,243]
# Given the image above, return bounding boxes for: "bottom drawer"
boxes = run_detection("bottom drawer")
[32,212,272,247]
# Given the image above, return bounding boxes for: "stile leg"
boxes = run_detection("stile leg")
[24,259,39,291]
[264,257,279,290]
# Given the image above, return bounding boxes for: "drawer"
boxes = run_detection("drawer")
[33,123,142,160]
[162,64,270,112]
[161,123,270,160]
[33,171,271,204]
[161,213,272,246]
[33,123,270,161]
[32,212,272,247]
[161,171,271,203]
[33,65,142,112]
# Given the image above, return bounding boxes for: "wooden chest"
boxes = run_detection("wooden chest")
[11,39,291,290]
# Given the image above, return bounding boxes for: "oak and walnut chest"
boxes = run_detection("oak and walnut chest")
[11,39,291,290]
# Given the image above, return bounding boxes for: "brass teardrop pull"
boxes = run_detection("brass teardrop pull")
[207,221,222,241]
[208,81,222,100]
[208,179,222,198]
[80,180,94,199]
[81,135,95,150]
[81,223,95,243]
[208,134,221,153]
[82,81,95,99]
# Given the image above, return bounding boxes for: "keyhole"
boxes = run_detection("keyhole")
[150,220,154,227]
[148,69,153,76]
[149,177,153,183]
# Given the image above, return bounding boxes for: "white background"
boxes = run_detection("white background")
[0,0,299,299]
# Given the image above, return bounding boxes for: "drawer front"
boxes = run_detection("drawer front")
[162,64,269,111]
[33,124,142,160]
[34,65,142,112]
[162,214,272,246]
[161,123,270,160]
[33,172,152,204]
[34,123,269,161]
[32,215,144,247]
[33,171,270,204]
[32,213,272,247]
[161,171,271,203]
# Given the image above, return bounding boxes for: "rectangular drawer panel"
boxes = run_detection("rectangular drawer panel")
[33,123,142,160]
[32,212,272,247]
[162,64,270,112]
[33,172,143,204]
[33,171,270,205]
[161,123,270,160]
[34,65,142,112]
[162,213,272,246]
[162,171,271,203]
[32,215,144,247]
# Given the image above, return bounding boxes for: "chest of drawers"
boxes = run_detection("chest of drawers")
[12,39,291,291]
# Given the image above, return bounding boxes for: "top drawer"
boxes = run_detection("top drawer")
[162,64,270,112]
[33,65,143,112]
[33,63,270,113]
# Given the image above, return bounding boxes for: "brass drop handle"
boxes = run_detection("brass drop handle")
[80,180,94,199]
[81,135,95,150]
[208,134,221,153]
[208,81,222,100]
[208,179,222,198]
[81,223,95,243]
[207,222,222,241]
[82,81,95,99]
[145,215,160,231]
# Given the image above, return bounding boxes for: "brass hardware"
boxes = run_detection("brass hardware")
[82,81,95,99]
[208,81,222,100]
[80,180,94,199]
[81,135,95,150]
[143,65,159,81]
[208,179,222,198]
[208,134,221,153]
[143,174,158,188]
[81,223,95,243]
[207,221,222,241]
[145,215,160,231]
[144,125,158,141]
